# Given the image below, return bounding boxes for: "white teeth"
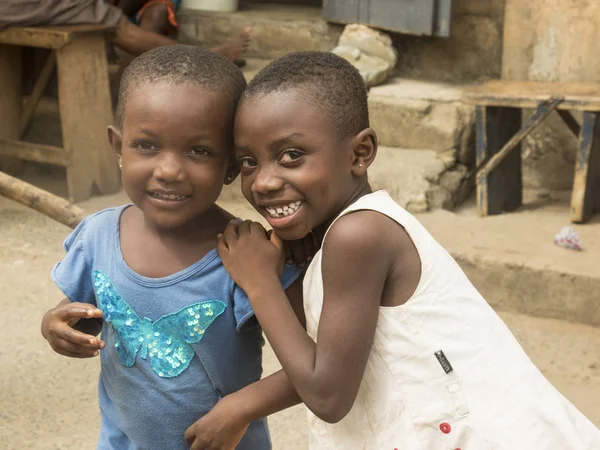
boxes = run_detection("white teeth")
[265,201,303,219]
[151,192,187,201]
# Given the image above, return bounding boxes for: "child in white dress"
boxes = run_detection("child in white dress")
[217,51,600,449]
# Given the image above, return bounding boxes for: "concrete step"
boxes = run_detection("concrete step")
[368,78,475,160]
[418,194,600,330]
[178,4,343,60]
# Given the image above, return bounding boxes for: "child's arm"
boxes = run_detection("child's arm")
[41,298,105,358]
[184,279,304,449]
[218,213,402,423]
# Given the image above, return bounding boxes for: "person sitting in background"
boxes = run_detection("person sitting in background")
[0,0,251,61]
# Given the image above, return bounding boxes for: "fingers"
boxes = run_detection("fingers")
[184,425,194,445]
[269,231,285,255]
[59,346,101,359]
[223,221,239,245]
[58,326,104,349]
[60,303,103,326]
[249,221,266,236]
[44,303,106,358]
[284,242,293,265]
[290,241,306,268]
[303,233,316,263]
[216,233,229,257]
[236,220,252,237]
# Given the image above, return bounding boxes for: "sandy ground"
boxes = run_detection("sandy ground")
[1,167,599,449]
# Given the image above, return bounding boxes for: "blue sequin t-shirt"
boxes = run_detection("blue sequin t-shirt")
[51,206,300,450]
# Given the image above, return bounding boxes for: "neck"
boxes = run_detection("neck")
[312,182,372,244]
[142,205,229,243]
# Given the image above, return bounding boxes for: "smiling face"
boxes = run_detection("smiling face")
[110,82,235,232]
[234,89,373,241]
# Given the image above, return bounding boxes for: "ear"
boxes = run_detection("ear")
[224,157,240,186]
[107,125,123,159]
[350,128,378,176]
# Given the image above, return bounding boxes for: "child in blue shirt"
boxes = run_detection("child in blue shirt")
[40,45,303,450]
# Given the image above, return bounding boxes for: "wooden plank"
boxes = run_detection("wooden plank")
[0,171,85,229]
[557,109,581,138]
[0,44,25,175]
[0,138,69,167]
[56,34,120,202]
[571,112,600,223]
[20,51,56,136]
[369,0,435,36]
[476,105,522,216]
[462,80,600,111]
[477,98,563,182]
[0,25,115,49]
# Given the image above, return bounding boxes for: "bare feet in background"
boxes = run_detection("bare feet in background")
[210,27,252,62]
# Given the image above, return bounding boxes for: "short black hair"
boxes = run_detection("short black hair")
[116,45,247,128]
[242,51,369,138]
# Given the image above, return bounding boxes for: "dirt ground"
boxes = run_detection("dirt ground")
[1,166,599,449]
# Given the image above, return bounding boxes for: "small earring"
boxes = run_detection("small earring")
[359,163,363,168]
[118,159,123,169]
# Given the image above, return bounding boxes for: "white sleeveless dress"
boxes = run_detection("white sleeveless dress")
[302,190,600,449]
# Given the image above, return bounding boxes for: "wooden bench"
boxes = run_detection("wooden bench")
[0,25,121,202]
[462,80,600,223]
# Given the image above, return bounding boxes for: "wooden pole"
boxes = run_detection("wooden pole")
[0,171,85,229]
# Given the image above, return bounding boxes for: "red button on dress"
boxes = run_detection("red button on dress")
[439,422,451,434]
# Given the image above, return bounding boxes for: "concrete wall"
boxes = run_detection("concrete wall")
[393,0,505,83]
[502,0,600,190]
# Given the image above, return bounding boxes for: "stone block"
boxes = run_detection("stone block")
[368,147,472,213]
[368,78,475,162]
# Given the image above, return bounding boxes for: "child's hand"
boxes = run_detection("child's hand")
[280,232,318,268]
[184,398,249,450]
[218,220,284,295]
[41,301,105,358]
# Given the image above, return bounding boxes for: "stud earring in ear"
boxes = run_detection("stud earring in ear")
[118,159,123,169]
[359,163,363,168]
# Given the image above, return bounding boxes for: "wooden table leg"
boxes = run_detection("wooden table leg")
[475,105,522,216]
[0,44,25,175]
[571,111,600,223]
[56,35,120,203]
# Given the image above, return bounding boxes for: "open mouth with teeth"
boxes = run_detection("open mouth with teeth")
[265,201,302,219]
[148,191,190,201]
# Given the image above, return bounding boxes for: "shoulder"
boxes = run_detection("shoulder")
[63,206,125,251]
[324,209,413,260]
[80,206,126,231]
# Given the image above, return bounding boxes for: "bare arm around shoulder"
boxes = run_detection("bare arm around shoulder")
[184,278,305,450]
[218,211,414,423]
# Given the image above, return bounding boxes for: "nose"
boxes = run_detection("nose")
[251,164,284,194]
[153,151,184,183]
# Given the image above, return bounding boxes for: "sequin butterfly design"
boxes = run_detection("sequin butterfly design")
[92,270,226,378]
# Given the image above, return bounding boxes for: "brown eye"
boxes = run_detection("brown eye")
[135,141,156,152]
[239,157,258,168]
[190,147,210,156]
[280,150,303,163]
